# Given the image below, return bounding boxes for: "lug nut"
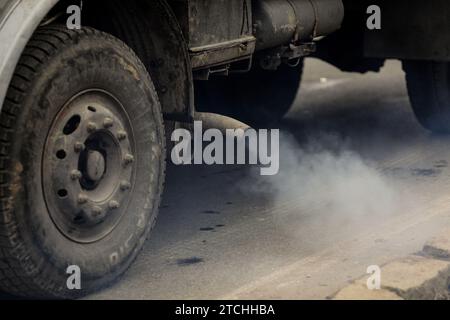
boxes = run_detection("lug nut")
[103,117,114,129]
[117,130,127,141]
[120,181,131,191]
[92,206,103,217]
[86,206,106,222]
[77,194,88,204]
[74,142,85,153]
[123,154,135,166]
[70,170,82,180]
[87,122,97,133]
[108,200,120,210]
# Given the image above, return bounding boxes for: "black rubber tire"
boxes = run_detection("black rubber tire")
[0,26,165,299]
[403,60,450,134]
[195,61,303,127]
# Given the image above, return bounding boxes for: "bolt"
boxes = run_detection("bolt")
[74,142,85,153]
[77,194,88,204]
[92,206,102,217]
[108,200,120,210]
[70,170,82,180]
[120,181,131,191]
[87,122,97,133]
[103,117,114,129]
[123,154,135,166]
[117,130,127,141]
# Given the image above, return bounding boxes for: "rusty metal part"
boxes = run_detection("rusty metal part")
[84,0,194,122]
[253,0,344,51]
[259,42,316,70]
[184,0,255,70]
[190,36,256,70]
[43,89,135,243]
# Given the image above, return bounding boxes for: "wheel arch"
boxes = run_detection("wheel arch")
[0,0,194,121]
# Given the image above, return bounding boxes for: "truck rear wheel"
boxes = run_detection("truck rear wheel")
[0,26,165,298]
[403,60,450,134]
[195,62,303,127]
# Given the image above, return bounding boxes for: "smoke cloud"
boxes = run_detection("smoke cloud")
[240,131,404,237]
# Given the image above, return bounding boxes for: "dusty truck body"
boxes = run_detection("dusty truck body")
[0,0,448,298]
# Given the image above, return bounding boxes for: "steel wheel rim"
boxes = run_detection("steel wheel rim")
[43,89,136,243]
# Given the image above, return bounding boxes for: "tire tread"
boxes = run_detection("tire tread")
[0,25,166,298]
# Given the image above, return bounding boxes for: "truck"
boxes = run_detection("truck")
[0,0,448,298]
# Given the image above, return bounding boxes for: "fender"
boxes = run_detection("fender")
[0,0,58,111]
[0,0,194,121]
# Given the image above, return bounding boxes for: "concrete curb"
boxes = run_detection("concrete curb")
[333,228,450,300]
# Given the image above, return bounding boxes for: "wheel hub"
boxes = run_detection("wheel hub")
[84,150,105,182]
[43,90,136,243]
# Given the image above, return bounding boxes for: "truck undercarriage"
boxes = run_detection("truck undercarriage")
[0,0,450,298]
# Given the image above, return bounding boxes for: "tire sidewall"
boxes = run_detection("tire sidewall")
[403,60,450,133]
[9,32,164,296]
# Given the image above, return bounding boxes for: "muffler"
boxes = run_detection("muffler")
[253,0,345,51]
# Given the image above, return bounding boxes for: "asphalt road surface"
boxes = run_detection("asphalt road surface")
[84,58,450,299]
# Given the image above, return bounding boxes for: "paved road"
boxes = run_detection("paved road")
[88,59,450,299]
